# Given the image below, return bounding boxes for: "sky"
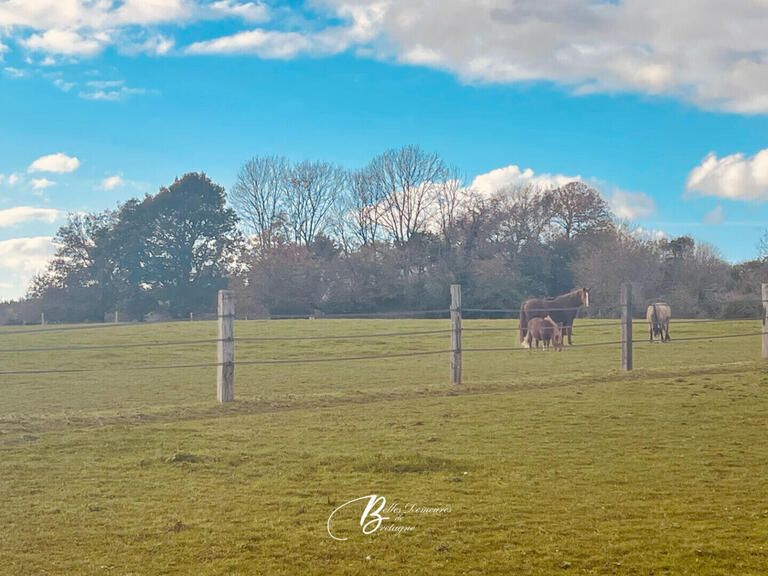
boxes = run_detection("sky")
[1,0,768,301]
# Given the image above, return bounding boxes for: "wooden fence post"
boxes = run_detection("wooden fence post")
[621,283,633,371]
[41,312,45,326]
[450,284,462,385]
[762,283,768,359]
[114,310,119,323]
[217,290,235,403]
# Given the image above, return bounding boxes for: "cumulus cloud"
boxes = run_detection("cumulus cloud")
[100,174,124,190]
[0,237,55,274]
[0,236,55,300]
[22,29,107,56]
[0,206,61,227]
[607,189,657,220]
[469,164,580,197]
[686,148,768,201]
[184,0,768,113]
[28,152,80,174]
[702,205,725,225]
[3,1,768,113]
[122,33,175,56]
[115,0,191,25]
[31,178,56,190]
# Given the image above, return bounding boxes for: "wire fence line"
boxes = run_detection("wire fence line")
[0,349,451,376]
[0,317,730,352]
[2,330,764,376]
[1,283,766,388]
[0,339,220,353]
[233,329,452,342]
[2,297,764,334]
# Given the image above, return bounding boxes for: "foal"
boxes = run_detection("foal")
[524,316,564,351]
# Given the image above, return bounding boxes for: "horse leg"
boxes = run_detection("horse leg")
[566,325,573,345]
[665,322,670,342]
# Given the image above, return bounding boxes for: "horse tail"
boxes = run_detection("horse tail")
[518,304,528,345]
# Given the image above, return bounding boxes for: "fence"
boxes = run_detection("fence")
[1,284,767,403]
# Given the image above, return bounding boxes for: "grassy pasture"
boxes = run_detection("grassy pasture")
[1,318,767,574]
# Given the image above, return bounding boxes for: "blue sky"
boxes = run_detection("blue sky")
[1,0,768,300]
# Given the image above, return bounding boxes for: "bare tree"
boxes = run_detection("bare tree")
[230,156,289,248]
[368,145,450,245]
[344,167,383,248]
[435,168,471,244]
[487,184,553,253]
[286,160,346,246]
[549,181,613,239]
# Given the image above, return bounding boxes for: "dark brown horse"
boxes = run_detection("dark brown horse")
[519,287,589,347]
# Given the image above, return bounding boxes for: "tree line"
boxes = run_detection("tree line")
[1,145,766,324]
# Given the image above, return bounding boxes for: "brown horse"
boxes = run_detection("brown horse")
[519,287,589,347]
[524,316,564,351]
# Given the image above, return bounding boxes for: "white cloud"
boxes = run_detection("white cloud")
[79,80,147,101]
[686,149,768,201]
[22,29,107,56]
[0,39,7,60]
[0,172,21,187]
[3,66,26,78]
[0,206,61,227]
[28,153,80,173]
[52,77,75,92]
[0,236,55,300]
[607,189,657,220]
[128,34,175,56]
[470,164,579,197]
[702,205,725,225]
[31,178,56,190]
[631,226,667,242]
[186,3,382,56]
[115,0,191,25]
[4,1,768,113]
[302,0,768,113]
[0,236,55,274]
[187,29,313,58]
[210,1,269,23]
[100,174,124,190]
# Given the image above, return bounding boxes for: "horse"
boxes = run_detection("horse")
[519,287,589,347]
[524,316,564,351]
[646,302,671,342]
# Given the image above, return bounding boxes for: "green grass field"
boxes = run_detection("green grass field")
[1,318,767,575]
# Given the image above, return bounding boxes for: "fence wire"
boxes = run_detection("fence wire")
[0,339,220,353]
[0,304,764,375]
[234,329,451,342]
